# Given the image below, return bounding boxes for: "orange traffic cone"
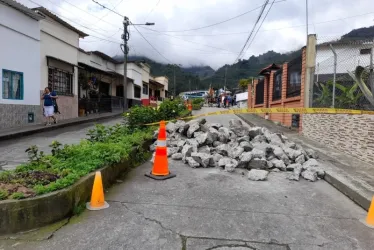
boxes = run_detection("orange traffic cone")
[363,196,374,228]
[86,171,109,210]
[188,102,192,111]
[145,120,176,180]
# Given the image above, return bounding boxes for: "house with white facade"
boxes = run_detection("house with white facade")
[0,0,43,129]
[32,7,88,121]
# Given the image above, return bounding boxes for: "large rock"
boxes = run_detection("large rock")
[177,140,186,151]
[238,136,250,143]
[268,133,285,147]
[186,138,199,148]
[240,141,253,152]
[153,130,159,140]
[149,141,157,152]
[286,163,301,171]
[228,141,239,148]
[230,125,249,137]
[150,152,156,163]
[174,120,186,132]
[295,154,306,164]
[191,153,214,168]
[218,127,230,143]
[229,119,243,127]
[167,147,179,157]
[200,124,210,133]
[303,159,319,170]
[198,145,211,154]
[181,145,193,159]
[287,164,303,181]
[312,167,325,178]
[251,135,267,144]
[301,169,318,182]
[272,146,291,165]
[225,159,239,173]
[271,159,287,171]
[193,131,204,138]
[248,169,269,181]
[216,144,230,156]
[178,122,190,135]
[228,130,238,140]
[196,133,208,145]
[229,147,244,159]
[166,122,176,133]
[252,142,272,154]
[213,141,222,147]
[213,153,224,166]
[218,157,232,167]
[186,157,200,168]
[285,141,297,149]
[283,147,302,160]
[249,158,267,169]
[248,127,262,138]
[262,129,272,142]
[251,148,265,159]
[187,122,200,138]
[209,123,223,130]
[171,153,183,160]
[238,152,252,168]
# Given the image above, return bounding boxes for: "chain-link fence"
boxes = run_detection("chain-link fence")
[312,36,374,110]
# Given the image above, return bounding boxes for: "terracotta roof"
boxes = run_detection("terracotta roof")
[32,7,88,37]
[258,63,281,75]
[0,0,43,20]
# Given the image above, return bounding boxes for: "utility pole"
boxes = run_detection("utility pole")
[189,79,191,91]
[173,65,176,97]
[122,17,129,111]
[224,66,228,92]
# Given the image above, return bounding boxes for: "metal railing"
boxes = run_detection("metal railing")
[78,96,124,115]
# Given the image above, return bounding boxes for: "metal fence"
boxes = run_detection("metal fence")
[312,36,374,110]
[78,96,124,115]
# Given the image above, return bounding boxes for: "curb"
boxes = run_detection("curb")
[236,113,371,212]
[0,113,122,142]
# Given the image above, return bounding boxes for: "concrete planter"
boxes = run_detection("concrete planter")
[0,139,152,235]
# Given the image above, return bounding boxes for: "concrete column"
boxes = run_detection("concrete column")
[304,34,317,107]
[247,84,252,108]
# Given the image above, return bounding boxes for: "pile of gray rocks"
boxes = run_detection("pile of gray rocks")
[150,118,324,182]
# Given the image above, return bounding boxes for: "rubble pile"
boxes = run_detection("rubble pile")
[151,119,324,182]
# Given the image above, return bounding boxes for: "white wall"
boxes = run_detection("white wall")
[316,44,372,75]
[39,17,80,94]
[0,4,40,105]
[141,82,149,99]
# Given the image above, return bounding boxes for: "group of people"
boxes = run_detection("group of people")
[216,94,236,108]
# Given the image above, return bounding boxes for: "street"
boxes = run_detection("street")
[0,107,373,250]
[0,118,123,171]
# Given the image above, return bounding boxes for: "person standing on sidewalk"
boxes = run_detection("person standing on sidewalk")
[41,87,58,125]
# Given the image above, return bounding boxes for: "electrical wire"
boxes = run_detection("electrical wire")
[144,0,161,22]
[234,0,269,63]
[242,0,276,58]
[144,0,286,33]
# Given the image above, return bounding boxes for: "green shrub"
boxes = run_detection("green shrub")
[158,98,187,120]
[125,106,158,128]
[192,103,202,110]
[10,192,25,200]
[192,98,204,105]
[0,189,8,200]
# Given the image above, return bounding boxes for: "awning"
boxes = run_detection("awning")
[149,79,164,88]
[47,56,83,74]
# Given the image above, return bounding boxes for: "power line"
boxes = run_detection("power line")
[144,0,161,22]
[138,10,374,37]
[92,0,124,17]
[242,0,276,58]
[145,0,286,33]
[139,26,239,54]
[94,0,126,24]
[234,0,269,62]
[130,22,171,63]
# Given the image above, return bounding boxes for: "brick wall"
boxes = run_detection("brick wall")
[302,114,374,164]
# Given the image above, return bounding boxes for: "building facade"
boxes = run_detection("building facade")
[0,0,43,129]
[33,7,88,122]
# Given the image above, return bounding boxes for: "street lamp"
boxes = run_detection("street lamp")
[122,20,155,111]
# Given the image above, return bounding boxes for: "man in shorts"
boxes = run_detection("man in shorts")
[41,87,58,125]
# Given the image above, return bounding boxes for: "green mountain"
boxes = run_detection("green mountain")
[113,26,374,94]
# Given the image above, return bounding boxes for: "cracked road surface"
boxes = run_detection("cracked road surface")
[0,108,373,249]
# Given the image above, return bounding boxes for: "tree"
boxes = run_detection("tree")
[238,77,253,92]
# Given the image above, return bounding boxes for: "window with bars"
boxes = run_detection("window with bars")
[286,55,302,98]
[48,68,73,96]
[273,69,282,101]
[2,69,23,100]
[134,85,141,98]
[143,83,149,95]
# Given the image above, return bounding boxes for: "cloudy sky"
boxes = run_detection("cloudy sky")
[20,0,374,69]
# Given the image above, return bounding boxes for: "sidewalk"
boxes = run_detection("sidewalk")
[0,112,123,141]
[237,113,374,211]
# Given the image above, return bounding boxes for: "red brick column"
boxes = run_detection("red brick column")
[268,71,275,106]
[264,76,269,108]
[248,84,252,108]
[281,63,288,124]
[253,79,258,108]
[299,47,307,133]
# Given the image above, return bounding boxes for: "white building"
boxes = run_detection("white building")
[0,0,43,129]
[33,7,88,121]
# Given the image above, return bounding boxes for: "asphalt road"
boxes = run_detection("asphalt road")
[0,107,373,250]
[0,118,123,171]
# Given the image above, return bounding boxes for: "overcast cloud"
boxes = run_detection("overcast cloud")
[20,0,374,69]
